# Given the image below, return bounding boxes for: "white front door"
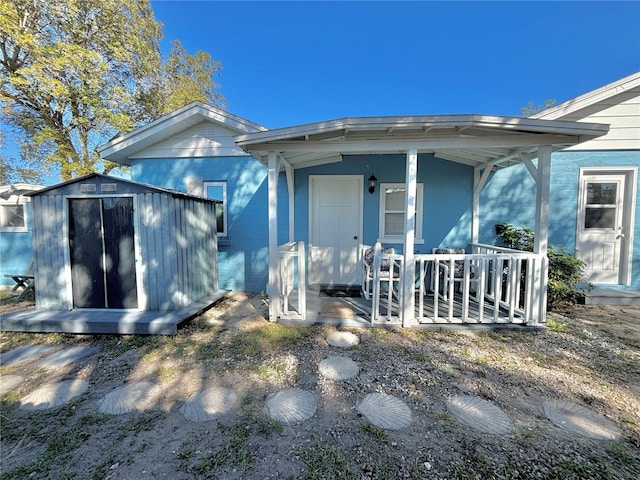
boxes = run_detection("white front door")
[309,175,363,286]
[576,172,627,284]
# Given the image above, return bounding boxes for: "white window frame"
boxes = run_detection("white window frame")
[378,182,424,244]
[203,181,228,237]
[0,201,28,232]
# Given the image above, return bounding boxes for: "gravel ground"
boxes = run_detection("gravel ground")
[1,292,639,480]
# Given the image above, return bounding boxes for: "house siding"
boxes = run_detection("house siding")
[480,150,640,289]
[0,201,35,286]
[294,154,474,254]
[552,87,640,151]
[131,156,289,293]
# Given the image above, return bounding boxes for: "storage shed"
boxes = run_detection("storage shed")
[29,173,219,312]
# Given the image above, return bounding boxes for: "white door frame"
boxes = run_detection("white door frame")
[308,175,363,286]
[576,167,637,285]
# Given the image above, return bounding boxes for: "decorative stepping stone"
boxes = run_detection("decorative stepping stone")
[543,400,621,440]
[264,387,317,424]
[326,331,359,348]
[34,346,97,368]
[357,392,412,430]
[19,380,88,411]
[318,356,359,381]
[446,394,513,435]
[180,387,238,422]
[0,375,24,395]
[97,381,162,415]
[0,345,56,366]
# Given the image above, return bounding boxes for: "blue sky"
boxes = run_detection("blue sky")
[2,1,638,183]
[152,0,640,128]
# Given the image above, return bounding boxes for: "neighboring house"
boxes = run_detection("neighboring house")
[480,72,639,304]
[0,183,45,286]
[100,102,607,325]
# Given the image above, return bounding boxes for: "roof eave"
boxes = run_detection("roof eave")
[98,102,267,163]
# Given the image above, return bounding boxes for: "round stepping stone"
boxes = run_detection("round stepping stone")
[0,345,56,366]
[97,381,162,415]
[264,387,317,424]
[326,331,359,348]
[0,375,24,395]
[357,392,412,430]
[34,346,97,368]
[19,379,88,411]
[318,356,359,381]
[543,400,621,440]
[180,387,238,422]
[446,394,513,435]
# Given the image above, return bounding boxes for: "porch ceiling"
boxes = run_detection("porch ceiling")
[235,114,609,170]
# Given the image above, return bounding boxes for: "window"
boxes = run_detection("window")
[378,183,423,243]
[584,182,618,229]
[0,203,27,232]
[204,181,228,237]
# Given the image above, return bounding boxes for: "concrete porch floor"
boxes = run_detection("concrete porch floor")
[0,291,228,335]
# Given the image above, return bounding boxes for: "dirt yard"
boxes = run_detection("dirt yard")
[1,293,639,480]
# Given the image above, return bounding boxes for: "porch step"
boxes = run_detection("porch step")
[584,289,640,306]
[0,291,228,335]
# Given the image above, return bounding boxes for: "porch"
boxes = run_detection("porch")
[277,241,542,327]
[235,114,608,326]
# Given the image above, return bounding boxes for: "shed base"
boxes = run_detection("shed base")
[0,291,228,335]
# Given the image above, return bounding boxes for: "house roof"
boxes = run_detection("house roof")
[26,173,218,203]
[531,71,640,121]
[97,102,267,162]
[235,114,609,170]
[0,183,46,200]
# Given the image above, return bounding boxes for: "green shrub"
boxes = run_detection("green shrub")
[495,223,590,310]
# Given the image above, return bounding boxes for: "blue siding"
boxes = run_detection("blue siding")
[480,150,640,289]
[131,156,289,293]
[0,202,34,287]
[294,154,474,253]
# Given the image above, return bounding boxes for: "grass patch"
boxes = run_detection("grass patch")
[299,438,358,480]
[117,411,165,438]
[359,422,388,443]
[547,317,569,332]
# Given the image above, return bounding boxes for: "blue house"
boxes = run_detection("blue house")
[0,183,45,287]
[100,103,608,326]
[480,72,639,305]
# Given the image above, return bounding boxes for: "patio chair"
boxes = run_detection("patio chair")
[361,243,396,300]
[432,248,478,301]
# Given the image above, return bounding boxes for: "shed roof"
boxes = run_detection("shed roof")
[27,173,217,203]
[235,114,609,170]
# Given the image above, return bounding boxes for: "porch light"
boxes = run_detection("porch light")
[368,173,377,194]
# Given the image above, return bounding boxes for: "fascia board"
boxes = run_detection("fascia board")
[98,102,266,161]
[531,71,640,120]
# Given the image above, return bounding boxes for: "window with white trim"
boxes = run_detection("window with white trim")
[378,183,424,243]
[204,181,228,237]
[0,203,27,232]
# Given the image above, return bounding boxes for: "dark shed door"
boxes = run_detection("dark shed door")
[69,197,138,309]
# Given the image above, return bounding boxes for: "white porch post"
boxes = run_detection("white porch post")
[401,148,418,327]
[533,145,552,325]
[268,152,281,322]
[284,160,295,242]
[472,164,493,246]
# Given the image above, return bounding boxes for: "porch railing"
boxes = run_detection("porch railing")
[371,244,542,325]
[278,241,306,320]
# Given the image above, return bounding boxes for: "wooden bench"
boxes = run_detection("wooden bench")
[3,259,35,302]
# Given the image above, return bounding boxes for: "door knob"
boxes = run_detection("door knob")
[353,235,358,240]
